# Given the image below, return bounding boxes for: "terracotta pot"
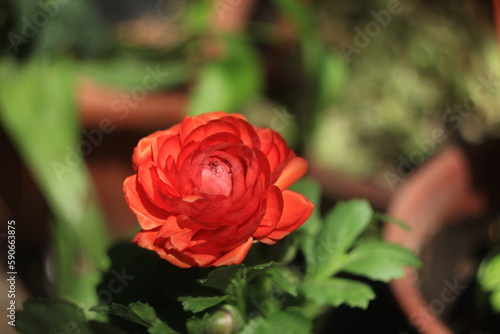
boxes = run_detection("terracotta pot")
[384,146,487,334]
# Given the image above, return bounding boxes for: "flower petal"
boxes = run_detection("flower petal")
[253,186,283,239]
[210,237,253,266]
[132,228,160,249]
[132,126,179,169]
[259,190,314,244]
[124,175,170,230]
[155,216,195,252]
[179,112,247,143]
[187,252,220,267]
[155,248,198,268]
[274,157,308,190]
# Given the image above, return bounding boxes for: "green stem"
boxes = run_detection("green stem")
[238,289,247,322]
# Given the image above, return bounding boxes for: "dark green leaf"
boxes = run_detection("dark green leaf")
[491,290,500,312]
[91,303,148,327]
[186,314,210,334]
[90,302,178,333]
[268,267,301,297]
[245,262,277,280]
[149,321,178,334]
[198,263,276,293]
[198,265,242,292]
[178,296,228,313]
[342,241,421,282]
[241,310,312,334]
[301,278,376,309]
[314,200,373,279]
[16,298,93,334]
[87,321,128,334]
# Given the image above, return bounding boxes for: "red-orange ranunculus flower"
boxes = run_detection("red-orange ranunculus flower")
[124,112,314,268]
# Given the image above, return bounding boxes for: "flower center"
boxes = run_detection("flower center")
[208,160,225,174]
[199,159,232,196]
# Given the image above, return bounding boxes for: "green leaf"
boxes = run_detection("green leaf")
[16,298,93,334]
[197,263,276,318]
[241,310,312,334]
[178,295,228,313]
[268,267,301,297]
[186,314,210,334]
[239,316,265,334]
[479,254,500,291]
[198,265,243,292]
[149,321,177,334]
[90,302,178,333]
[91,303,148,327]
[0,59,110,306]
[313,199,373,279]
[87,321,128,334]
[16,298,128,334]
[491,289,500,313]
[245,262,277,279]
[341,241,421,282]
[317,52,348,108]
[198,263,276,292]
[478,253,500,313]
[301,278,376,309]
[183,0,211,34]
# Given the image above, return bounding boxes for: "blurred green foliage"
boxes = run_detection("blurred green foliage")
[478,246,500,313]
[0,59,110,311]
[309,0,500,176]
[188,34,263,115]
[1,0,500,321]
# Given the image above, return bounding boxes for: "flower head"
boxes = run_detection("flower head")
[124,112,314,267]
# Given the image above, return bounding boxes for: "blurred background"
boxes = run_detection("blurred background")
[0,0,500,333]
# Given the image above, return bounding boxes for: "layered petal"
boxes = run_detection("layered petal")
[124,175,170,230]
[132,126,179,169]
[125,111,313,268]
[210,237,253,266]
[274,157,308,190]
[259,190,314,244]
[253,186,283,239]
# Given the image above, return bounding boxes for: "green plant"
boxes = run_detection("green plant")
[14,178,419,333]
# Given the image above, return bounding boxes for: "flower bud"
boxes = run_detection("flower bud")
[205,305,243,334]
